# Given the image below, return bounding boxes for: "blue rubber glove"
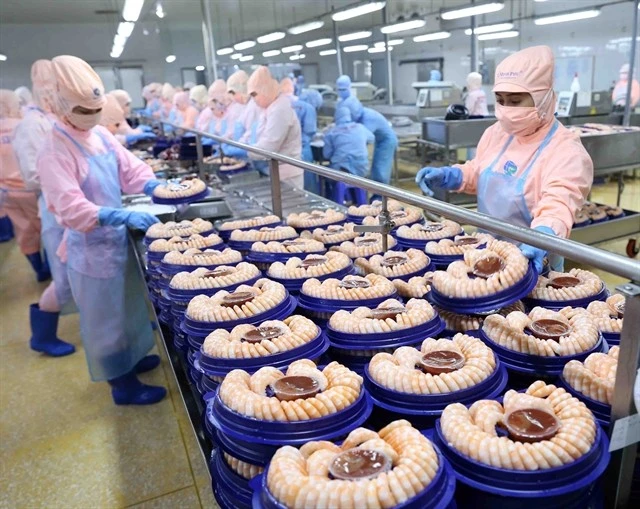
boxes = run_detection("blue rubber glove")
[201,137,216,146]
[138,125,154,133]
[98,207,160,231]
[520,226,555,273]
[221,144,248,159]
[415,166,463,197]
[126,132,156,145]
[143,179,164,197]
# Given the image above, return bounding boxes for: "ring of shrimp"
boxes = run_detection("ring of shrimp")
[356,249,431,278]
[440,380,597,470]
[170,262,260,290]
[267,419,440,508]
[331,234,397,259]
[301,274,396,301]
[218,360,363,422]
[425,233,495,256]
[431,240,529,298]
[162,247,242,267]
[528,269,604,301]
[230,226,298,243]
[482,306,600,357]
[146,218,214,239]
[347,199,405,218]
[153,177,206,198]
[186,278,287,322]
[251,238,325,254]
[368,333,496,394]
[218,214,281,232]
[286,209,346,229]
[436,301,525,333]
[361,207,423,228]
[396,220,463,241]
[562,346,619,405]
[202,315,319,359]
[223,452,264,480]
[305,223,359,245]
[586,294,624,334]
[393,273,434,299]
[149,233,223,253]
[329,298,436,334]
[268,252,351,280]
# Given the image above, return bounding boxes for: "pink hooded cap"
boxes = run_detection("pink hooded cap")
[100,94,125,127]
[493,45,556,119]
[280,77,295,96]
[227,70,249,96]
[248,66,279,106]
[110,89,132,109]
[208,79,227,99]
[52,55,106,115]
[173,91,190,110]
[162,83,176,102]
[0,89,22,118]
[31,59,56,111]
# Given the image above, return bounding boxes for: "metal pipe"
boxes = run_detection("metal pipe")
[195,133,205,180]
[332,18,343,76]
[200,0,218,82]
[470,14,478,72]
[269,159,283,217]
[623,0,639,127]
[141,118,640,282]
[383,6,393,106]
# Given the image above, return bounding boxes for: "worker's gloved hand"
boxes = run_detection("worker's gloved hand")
[98,207,160,231]
[415,166,463,197]
[126,132,156,145]
[143,179,164,197]
[520,226,555,273]
[138,125,154,133]
[221,144,247,159]
[201,137,216,146]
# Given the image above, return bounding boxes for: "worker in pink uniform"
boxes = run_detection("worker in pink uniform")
[13,59,76,357]
[106,90,156,146]
[207,80,230,137]
[612,63,640,109]
[247,66,302,188]
[223,71,249,139]
[142,82,163,119]
[465,72,489,117]
[195,80,223,132]
[100,94,127,137]
[160,83,176,121]
[173,91,199,130]
[0,89,50,282]
[38,55,166,405]
[417,46,593,272]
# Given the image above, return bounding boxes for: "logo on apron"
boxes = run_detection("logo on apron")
[503,160,517,176]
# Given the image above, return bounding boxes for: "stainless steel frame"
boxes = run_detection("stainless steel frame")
[145,118,640,508]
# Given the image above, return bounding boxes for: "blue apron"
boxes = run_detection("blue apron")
[56,126,154,382]
[477,120,563,271]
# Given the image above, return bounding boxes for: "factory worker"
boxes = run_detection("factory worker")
[342,97,398,185]
[173,91,199,130]
[247,66,302,187]
[294,74,305,96]
[205,80,229,137]
[13,59,76,357]
[612,63,640,109]
[15,86,33,114]
[0,89,48,280]
[223,71,248,138]
[194,82,218,132]
[108,90,156,144]
[100,94,127,137]
[220,71,264,158]
[38,55,166,404]
[160,82,176,121]
[416,46,593,272]
[428,69,442,83]
[190,84,208,111]
[301,89,323,111]
[324,106,375,178]
[465,72,489,117]
[143,82,162,118]
[336,75,353,101]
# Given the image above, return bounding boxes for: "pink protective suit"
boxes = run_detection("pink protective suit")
[173,91,199,129]
[101,94,127,144]
[280,78,295,96]
[454,46,593,239]
[612,64,640,108]
[0,89,41,255]
[465,72,489,117]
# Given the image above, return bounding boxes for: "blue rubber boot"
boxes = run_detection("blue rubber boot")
[29,303,76,357]
[0,216,13,242]
[135,355,161,374]
[109,371,167,405]
[26,252,52,282]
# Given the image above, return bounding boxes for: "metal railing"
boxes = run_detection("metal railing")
[146,117,640,508]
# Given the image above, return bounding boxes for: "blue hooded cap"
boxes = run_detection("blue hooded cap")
[335,106,351,125]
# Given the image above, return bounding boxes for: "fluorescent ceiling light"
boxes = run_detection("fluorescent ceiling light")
[230,53,243,60]
[114,34,128,48]
[257,31,286,44]
[306,38,332,48]
[465,23,514,35]
[381,19,425,34]
[413,31,451,42]
[0,54,7,61]
[117,22,135,38]
[282,44,303,53]
[122,0,144,22]
[263,49,281,57]
[374,38,403,47]
[217,47,233,55]
[110,47,123,58]
[534,9,600,25]
[165,55,176,63]
[338,31,372,42]
[368,46,392,53]
[478,30,519,40]
[534,0,549,2]
[155,2,165,18]
[239,55,254,61]
[288,20,324,35]
[195,65,205,71]
[234,40,256,50]
[319,49,337,56]
[343,44,369,53]
[441,2,504,20]
[290,54,306,61]
[332,2,386,21]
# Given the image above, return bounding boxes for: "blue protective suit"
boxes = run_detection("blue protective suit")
[342,98,398,184]
[292,99,316,162]
[336,75,352,100]
[323,107,374,177]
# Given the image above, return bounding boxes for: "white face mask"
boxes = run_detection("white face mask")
[68,110,102,131]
